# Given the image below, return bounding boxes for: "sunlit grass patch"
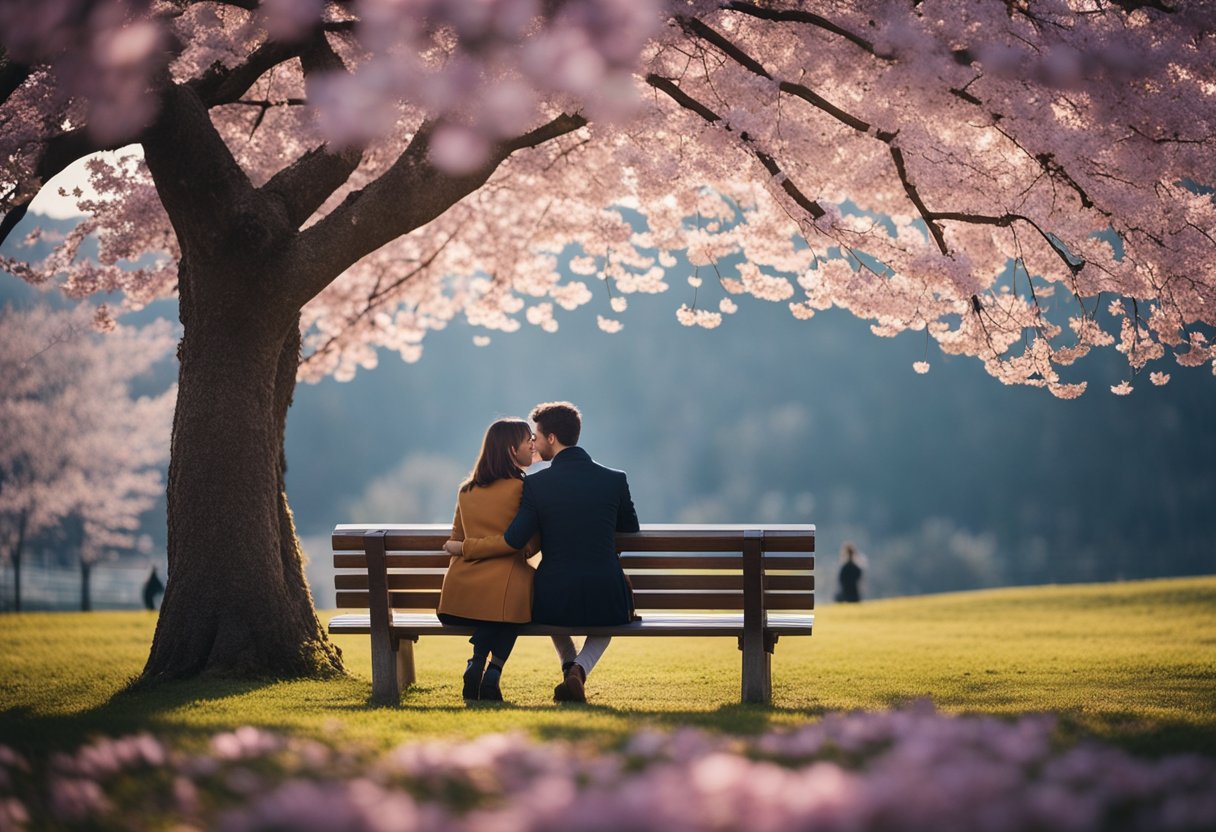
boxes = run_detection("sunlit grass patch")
[0,577,1213,759]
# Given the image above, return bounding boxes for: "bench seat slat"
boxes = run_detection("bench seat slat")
[329,611,814,638]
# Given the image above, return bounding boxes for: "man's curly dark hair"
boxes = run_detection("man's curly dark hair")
[530,401,582,447]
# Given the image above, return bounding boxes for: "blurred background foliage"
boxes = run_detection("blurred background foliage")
[4,215,1214,609]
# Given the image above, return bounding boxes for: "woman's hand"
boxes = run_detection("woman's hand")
[443,539,464,557]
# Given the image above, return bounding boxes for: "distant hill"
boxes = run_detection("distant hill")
[285,262,1216,600]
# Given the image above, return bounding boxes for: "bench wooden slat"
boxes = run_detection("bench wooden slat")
[336,589,813,611]
[334,572,813,592]
[334,527,814,555]
[619,554,814,569]
[764,592,815,610]
[629,573,812,591]
[335,553,452,568]
[337,590,441,609]
[329,611,815,638]
[335,552,815,570]
[335,574,444,591]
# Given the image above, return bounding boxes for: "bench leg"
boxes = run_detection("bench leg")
[740,633,772,705]
[399,638,416,688]
[371,634,414,705]
[740,530,772,704]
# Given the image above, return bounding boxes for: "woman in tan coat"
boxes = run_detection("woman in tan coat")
[438,418,540,701]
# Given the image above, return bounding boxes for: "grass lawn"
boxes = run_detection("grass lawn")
[1,576,1214,759]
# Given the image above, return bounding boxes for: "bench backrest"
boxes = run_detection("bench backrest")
[333,524,815,614]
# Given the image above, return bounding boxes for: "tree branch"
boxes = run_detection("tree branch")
[187,39,302,107]
[0,34,307,248]
[718,3,1101,229]
[0,128,103,248]
[142,83,262,260]
[502,112,590,152]
[683,16,1003,254]
[645,73,826,220]
[0,52,31,108]
[260,144,362,229]
[288,112,588,309]
[889,145,949,254]
[1108,0,1177,13]
[928,210,1084,275]
[678,16,894,139]
[722,1,887,58]
[258,32,362,229]
[299,229,461,368]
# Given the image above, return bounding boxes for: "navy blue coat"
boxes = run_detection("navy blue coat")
[465,446,639,626]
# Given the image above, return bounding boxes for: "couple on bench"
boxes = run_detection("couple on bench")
[438,401,639,703]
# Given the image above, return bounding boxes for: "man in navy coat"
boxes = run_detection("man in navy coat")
[462,401,639,702]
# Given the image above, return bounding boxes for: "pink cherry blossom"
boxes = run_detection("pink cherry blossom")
[0,306,174,588]
[1,0,1214,399]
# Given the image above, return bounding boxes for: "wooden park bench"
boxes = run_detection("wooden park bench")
[328,523,815,705]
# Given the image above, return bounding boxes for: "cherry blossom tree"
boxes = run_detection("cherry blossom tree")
[0,305,175,612]
[1,0,1212,680]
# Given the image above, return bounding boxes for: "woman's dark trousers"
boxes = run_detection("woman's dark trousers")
[437,613,520,660]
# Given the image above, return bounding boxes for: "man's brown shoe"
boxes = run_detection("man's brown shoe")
[553,661,587,703]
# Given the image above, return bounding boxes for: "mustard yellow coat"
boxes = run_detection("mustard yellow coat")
[436,478,540,623]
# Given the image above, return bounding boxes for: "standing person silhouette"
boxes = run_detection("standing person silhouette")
[142,565,164,611]
[836,543,863,603]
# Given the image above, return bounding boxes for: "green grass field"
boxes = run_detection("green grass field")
[2,576,1214,759]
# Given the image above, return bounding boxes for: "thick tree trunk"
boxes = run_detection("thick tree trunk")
[139,266,342,682]
[134,80,359,683]
[273,317,342,669]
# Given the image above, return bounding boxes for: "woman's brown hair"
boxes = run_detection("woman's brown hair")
[460,418,532,492]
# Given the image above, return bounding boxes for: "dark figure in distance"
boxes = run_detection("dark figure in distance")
[142,566,164,611]
[836,543,863,603]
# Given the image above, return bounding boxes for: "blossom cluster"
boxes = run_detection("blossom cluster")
[2,706,1214,831]
[2,1,1215,395]
[0,305,176,566]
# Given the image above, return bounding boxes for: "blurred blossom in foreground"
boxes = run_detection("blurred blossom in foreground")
[5,705,1215,830]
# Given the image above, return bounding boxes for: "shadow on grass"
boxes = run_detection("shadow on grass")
[328,693,827,731]
[7,679,1215,761]
[1,676,292,755]
[1053,711,1216,758]
[858,689,1216,758]
[534,702,835,742]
